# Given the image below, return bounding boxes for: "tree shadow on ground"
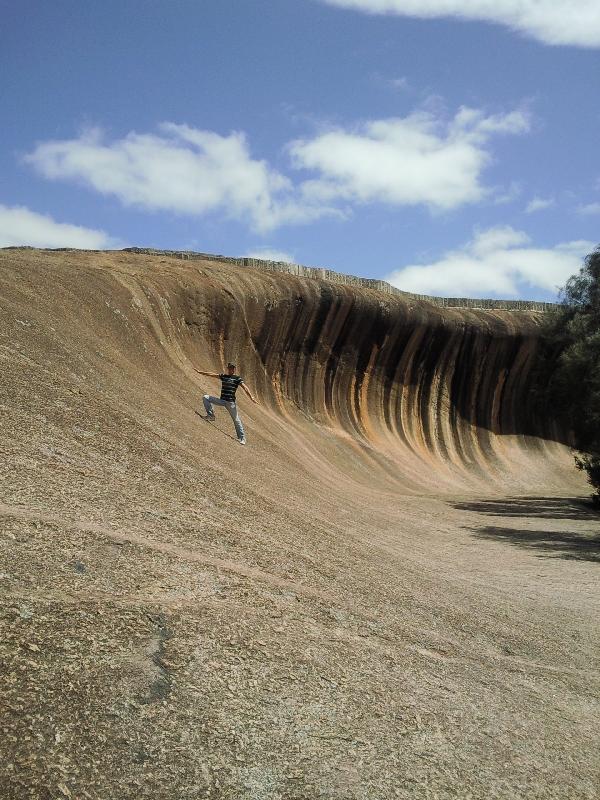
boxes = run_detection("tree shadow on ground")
[452,496,599,521]
[452,496,600,563]
[471,526,600,563]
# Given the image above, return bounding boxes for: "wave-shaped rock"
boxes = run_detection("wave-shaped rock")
[0,247,573,493]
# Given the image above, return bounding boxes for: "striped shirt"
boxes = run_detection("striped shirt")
[219,374,243,402]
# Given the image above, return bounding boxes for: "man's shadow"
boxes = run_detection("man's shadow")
[194,410,237,442]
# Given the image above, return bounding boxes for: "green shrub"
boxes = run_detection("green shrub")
[538,247,600,503]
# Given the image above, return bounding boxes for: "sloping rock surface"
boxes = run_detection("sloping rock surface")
[1,249,598,800]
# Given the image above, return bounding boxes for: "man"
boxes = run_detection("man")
[194,362,258,445]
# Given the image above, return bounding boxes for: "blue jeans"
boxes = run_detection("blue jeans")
[203,395,245,441]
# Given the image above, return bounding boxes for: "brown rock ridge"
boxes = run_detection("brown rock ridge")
[1,248,598,800]
[2,245,568,492]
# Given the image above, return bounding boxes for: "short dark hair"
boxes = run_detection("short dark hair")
[227,362,236,369]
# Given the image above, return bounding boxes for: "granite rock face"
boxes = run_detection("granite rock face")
[1,248,596,800]
[0,246,570,493]
[156,250,568,491]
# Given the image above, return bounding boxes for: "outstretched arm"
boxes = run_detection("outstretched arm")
[241,382,259,405]
[193,368,221,378]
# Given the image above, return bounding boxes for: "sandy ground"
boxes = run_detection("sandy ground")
[1,249,599,800]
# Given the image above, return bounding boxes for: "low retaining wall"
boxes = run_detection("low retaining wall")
[122,247,558,312]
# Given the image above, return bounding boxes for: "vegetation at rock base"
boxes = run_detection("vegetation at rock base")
[537,247,600,503]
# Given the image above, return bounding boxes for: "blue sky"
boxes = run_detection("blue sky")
[1,0,599,299]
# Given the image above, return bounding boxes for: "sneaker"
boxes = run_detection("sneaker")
[206,413,216,421]
[238,438,246,445]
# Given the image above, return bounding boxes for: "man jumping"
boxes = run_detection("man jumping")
[194,362,258,445]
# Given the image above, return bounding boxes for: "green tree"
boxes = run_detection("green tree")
[538,247,600,503]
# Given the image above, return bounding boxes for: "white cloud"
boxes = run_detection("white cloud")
[25,109,529,230]
[290,107,529,211]
[577,202,600,215]
[0,204,117,249]
[320,1,600,47]
[245,247,295,263]
[389,76,409,90]
[25,124,330,234]
[494,180,521,205]
[525,195,554,213]
[384,226,593,298]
